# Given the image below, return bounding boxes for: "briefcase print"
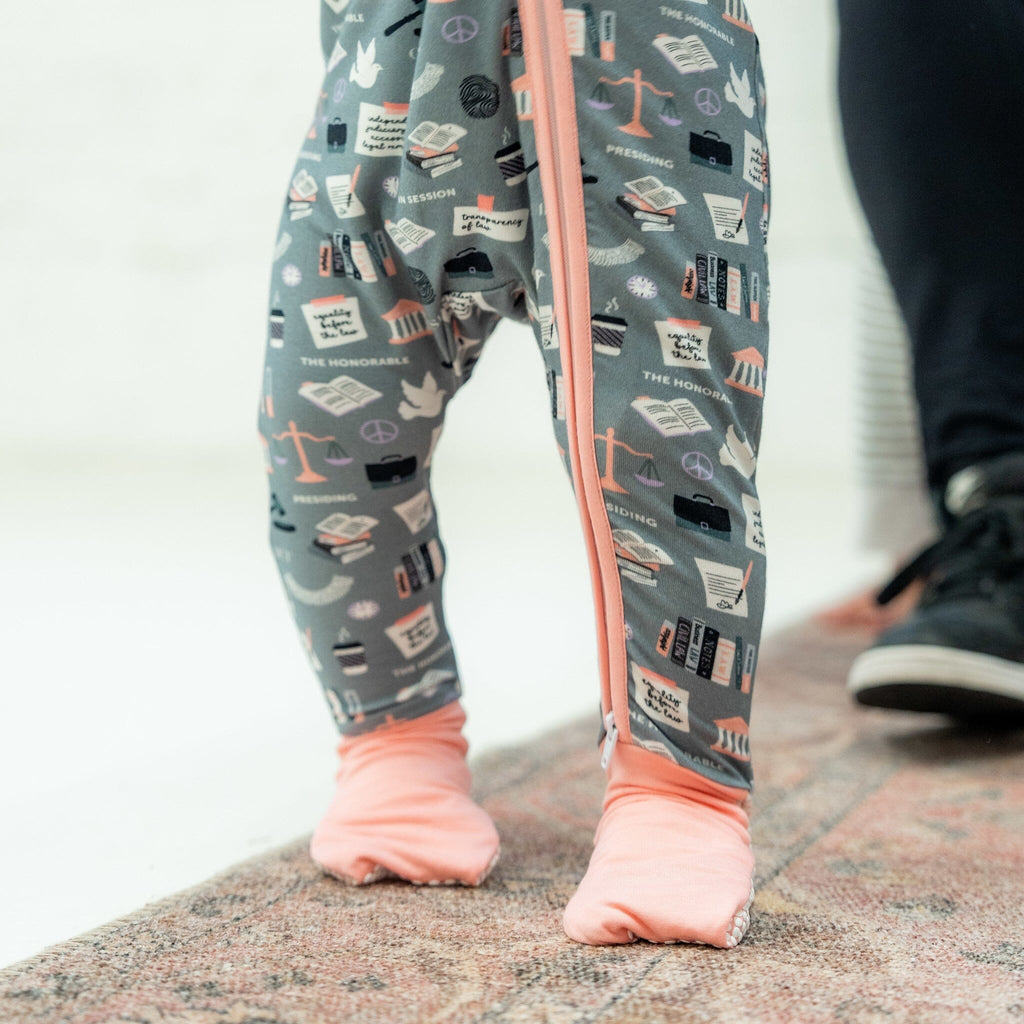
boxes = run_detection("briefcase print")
[327,118,348,153]
[674,493,732,538]
[689,131,733,173]
[443,247,495,280]
[366,453,417,488]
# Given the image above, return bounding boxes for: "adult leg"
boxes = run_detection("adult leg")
[837,0,1024,488]
[515,0,770,945]
[839,0,1024,716]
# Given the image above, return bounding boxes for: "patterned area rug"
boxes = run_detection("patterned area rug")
[3,621,1024,1024]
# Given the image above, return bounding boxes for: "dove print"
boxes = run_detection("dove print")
[258,0,770,948]
[350,38,383,89]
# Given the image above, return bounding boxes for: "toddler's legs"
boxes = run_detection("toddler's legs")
[513,0,770,945]
[259,0,772,935]
[256,1,533,885]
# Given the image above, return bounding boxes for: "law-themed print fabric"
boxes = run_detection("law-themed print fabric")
[258,0,769,790]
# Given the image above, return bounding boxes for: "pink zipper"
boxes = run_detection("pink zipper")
[519,0,630,757]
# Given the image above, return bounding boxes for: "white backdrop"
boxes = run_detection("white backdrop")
[0,0,863,455]
[0,0,883,967]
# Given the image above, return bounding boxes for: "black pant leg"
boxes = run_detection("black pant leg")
[837,0,1024,488]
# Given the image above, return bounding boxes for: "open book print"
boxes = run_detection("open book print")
[631,396,712,437]
[612,528,675,566]
[624,176,687,212]
[385,217,436,254]
[315,512,379,542]
[299,374,382,416]
[653,34,719,76]
[407,120,467,154]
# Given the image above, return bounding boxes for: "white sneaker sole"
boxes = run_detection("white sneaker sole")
[848,644,1024,716]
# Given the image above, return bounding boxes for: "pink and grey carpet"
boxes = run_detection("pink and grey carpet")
[3,621,1024,1023]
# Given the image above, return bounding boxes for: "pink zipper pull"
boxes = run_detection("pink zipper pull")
[600,710,618,771]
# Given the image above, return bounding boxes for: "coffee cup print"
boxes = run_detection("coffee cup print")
[591,313,627,356]
[494,142,528,186]
[333,642,368,675]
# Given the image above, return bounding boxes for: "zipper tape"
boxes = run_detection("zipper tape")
[519,0,630,750]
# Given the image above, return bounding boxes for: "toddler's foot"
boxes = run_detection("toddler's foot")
[563,742,754,948]
[310,700,500,886]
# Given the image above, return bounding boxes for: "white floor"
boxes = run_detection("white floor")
[0,0,896,969]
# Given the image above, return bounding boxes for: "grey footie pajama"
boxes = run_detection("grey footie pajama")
[258,0,770,790]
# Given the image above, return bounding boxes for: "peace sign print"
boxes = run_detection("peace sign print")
[442,15,478,44]
[682,451,713,481]
[360,419,399,444]
[695,88,722,116]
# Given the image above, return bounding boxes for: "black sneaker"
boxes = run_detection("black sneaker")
[847,454,1024,721]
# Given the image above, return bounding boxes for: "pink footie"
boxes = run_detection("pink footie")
[310,700,500,887]
[563,741,754,948]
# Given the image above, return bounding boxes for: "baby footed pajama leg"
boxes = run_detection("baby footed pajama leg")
[513,0,770,945]
[310,700,499,887]
[256,1,538,888]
